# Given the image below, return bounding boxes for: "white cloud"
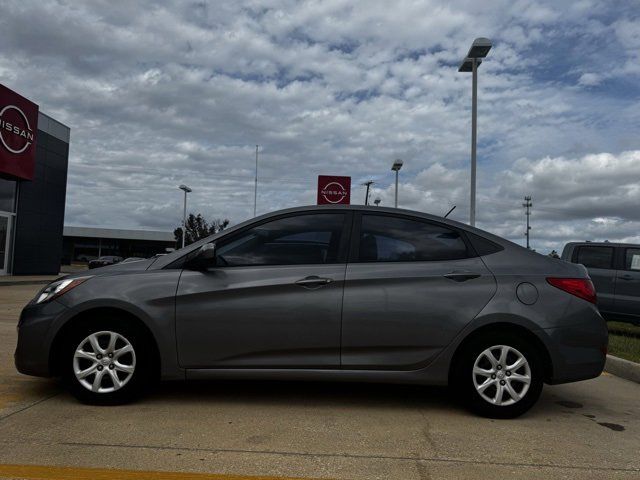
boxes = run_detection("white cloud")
[0,0,639,254]
[578,72,604,86]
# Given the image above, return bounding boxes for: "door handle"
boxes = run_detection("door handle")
[619,274,633,281]
[295,276,333,289]
[443,272,481,282]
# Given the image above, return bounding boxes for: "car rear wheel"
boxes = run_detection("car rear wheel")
[62,320,152,404]
[453,332,544,418]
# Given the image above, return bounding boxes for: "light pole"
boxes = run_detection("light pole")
[179,184,192,248]
[253,145,259,217]
[458,37,492,227]
[391,159,403,208]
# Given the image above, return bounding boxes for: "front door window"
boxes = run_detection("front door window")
[215,213,348,267]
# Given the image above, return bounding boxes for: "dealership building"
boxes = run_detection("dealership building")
[0,84,175,275]
[0,84,70,275]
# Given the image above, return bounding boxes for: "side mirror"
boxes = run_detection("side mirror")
[199,242,217,260]
[187,242,216,270]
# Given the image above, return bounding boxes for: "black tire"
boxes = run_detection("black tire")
[60,317,155,405]
[452,331,544,419]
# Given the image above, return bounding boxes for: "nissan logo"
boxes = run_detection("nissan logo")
[0,104,35,154]
[320,181,348,203]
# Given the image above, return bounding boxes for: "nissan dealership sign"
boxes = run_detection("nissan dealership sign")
[317,175,351,205]
[0,84,38,180]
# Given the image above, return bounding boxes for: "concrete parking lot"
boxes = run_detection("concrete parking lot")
[0,284,639,480]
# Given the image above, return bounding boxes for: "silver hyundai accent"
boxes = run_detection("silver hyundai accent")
[15,205,607,418]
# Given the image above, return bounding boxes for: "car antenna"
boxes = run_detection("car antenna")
[444,205,456,218]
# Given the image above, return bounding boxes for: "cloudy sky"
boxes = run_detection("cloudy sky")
[2,0,640,252]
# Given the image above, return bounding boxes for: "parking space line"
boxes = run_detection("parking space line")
[0,464,326,480]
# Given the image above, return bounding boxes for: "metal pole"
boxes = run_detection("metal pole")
[523,196,532,249]
[526,205,530,249]
[470,58,478,227]
[253,145,259,217]
[394,170,399,208]
[182,189,187,249]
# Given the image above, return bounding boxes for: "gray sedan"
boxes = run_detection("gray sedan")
[15,205,607,418]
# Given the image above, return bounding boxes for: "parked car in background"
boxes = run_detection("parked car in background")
[121,257,145,264]
[561,242,640,325]
[88,256,123,269]
[16,206,607,418]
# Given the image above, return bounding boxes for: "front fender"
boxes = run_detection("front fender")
[51,270,184,380]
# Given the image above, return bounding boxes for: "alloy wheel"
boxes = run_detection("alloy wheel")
[73,331,136,393]
[472,345,531,406]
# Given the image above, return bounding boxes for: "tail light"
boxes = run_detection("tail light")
[546,277,597,304]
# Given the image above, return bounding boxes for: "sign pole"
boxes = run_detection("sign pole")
[253,145,259,217]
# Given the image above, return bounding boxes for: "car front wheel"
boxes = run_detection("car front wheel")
[62,320,152,404]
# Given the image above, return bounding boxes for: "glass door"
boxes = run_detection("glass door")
[0,214,10,275]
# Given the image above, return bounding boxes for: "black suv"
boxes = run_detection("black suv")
[562,242,640,325]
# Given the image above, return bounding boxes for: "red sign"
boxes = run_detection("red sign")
[317,175,351,205]
[0,84,38,180]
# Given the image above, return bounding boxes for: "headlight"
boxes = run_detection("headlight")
[34,276,92,304]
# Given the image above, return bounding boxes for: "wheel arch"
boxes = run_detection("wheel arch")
[448,322,554,384]
[49,306,161,377]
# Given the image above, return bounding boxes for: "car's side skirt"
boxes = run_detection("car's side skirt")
[185,366,448,386]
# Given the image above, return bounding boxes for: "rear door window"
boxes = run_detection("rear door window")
[575,246,614,269]
[624,248,640,271]
[358,214,469,262]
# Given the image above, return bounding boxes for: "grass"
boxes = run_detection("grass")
[608,335,640,363]
[607,321,640,338]
[607,321,640,363]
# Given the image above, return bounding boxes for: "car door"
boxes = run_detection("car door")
[341,213,497,369]
[572,245,616,313]
[613,247,640,322]
[175,212,351,368]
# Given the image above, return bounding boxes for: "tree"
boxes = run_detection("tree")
[174,214,230,248]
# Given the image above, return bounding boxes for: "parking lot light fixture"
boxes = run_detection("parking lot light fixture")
[179,185,192,249]
[467,37,492,59]
[391,159,403,208]
[458,37,492,227]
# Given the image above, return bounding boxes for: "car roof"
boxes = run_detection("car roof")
[239,204,511,240]
[247,204,470,228]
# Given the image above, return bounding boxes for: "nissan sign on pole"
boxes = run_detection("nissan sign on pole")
[0,84,38,180]
[317,175,351,205]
